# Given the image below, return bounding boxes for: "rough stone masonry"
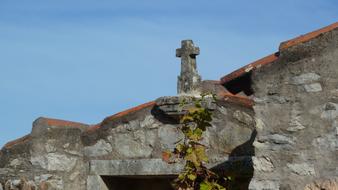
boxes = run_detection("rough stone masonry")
[176,40,202,95]
[0,22,338,190]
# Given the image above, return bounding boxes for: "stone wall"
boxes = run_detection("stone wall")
[250,28,338,189]
[0,94,256,189]
[0,118,88,189]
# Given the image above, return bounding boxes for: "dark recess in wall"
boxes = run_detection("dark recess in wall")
[223,73,253,96]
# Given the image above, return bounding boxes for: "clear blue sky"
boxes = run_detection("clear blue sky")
[0,0,337,147]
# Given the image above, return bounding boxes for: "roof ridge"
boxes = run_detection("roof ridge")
[39,117,89,128]
[86,101,156,132]
[220,52,279,84]
[220,21,338,85]
[280,22,338,50]
[3,134,31,149]
[218,92,254,108]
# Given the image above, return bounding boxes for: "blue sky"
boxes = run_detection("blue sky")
[0,0,337,147]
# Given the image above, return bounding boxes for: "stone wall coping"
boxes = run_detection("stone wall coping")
[3,134,31,149]
[217,92,254,108]
[86,101,156,133]
[279,22,338,50]
[220,53,279,85]
[220,21,338,86]
[89,158,184,176]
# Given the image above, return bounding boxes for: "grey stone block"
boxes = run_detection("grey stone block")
[304,83,322,92]
[89,159,184,176]
[84,140,112,157]
[287,163,315,176]
[87,175,108,190]
[249,179,280,190]
[291,73,320,85]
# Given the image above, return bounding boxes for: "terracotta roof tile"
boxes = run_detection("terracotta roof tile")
[86,101,156,132]
[220,22,338,85]
[42,117,88,129]
[103,101,156,121]
[220,53,279,85]
[86,123,102,132]
[3,134,31,149]
[218,92,254,108]
[279,22,338,50]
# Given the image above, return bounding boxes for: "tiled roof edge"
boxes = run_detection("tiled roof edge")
[41,117,89,129]
[220,53,279,85]
[279,22,338,50]
[86,101,156,132]
[3,134,31,149]
[220,21,338,85]
[218,92,254,108]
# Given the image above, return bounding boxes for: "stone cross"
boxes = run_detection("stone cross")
[176,40,202,95]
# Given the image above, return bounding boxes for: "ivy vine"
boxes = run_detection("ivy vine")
[163,94,229,190]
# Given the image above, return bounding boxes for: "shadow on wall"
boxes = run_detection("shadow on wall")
[150,105,257,190]
[101,175,176,190]
[151,105,181,124]
[212,129,257,190]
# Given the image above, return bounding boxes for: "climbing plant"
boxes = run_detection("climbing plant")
[163,94,228,190]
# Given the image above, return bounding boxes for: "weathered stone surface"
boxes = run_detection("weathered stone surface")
[304,83,322,92]
[34,174,53,183]
[259,134,294,145]
[9,159,22,168]
[233,110,254,126]
[63,143,70,149]
[254,118,265,130]
[330,89,338,101]
[291,73,321,85]
[287,103,306,132]
[44,178,63,190]
[218,122,254,152]
[69,171,80,181]
[155,95,216,116]
[45,140,57,153]
[158,125,183,150]
[2,179,35,190]
[31,153,77,172]
[21,180,36,190]
[253,156,274,172]
[176,40,201,95]
[249,179,280,190]
[312,134,338,151]
[87,175,108,190]
[11,180,20,187]
[0,168,9,175]
[140,115,158,128]
[84,139,112,157]
[304,177,338,190]
[287,124,305,132]
[321,102,338,120]
[33,174,65,190]
[287,163,315,176]
[334,120,338,136]
[113,133,153,158]
[251,28,338,188]
[89,159,184,176]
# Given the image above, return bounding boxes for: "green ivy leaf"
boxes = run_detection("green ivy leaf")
[185,151,200,167]
[175,143,185,153]
[195,144,208,162]
[187,173,197,181]
[199,181,212,190]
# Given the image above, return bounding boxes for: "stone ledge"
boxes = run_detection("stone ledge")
[155,96,216,116]
[89,159,184,176]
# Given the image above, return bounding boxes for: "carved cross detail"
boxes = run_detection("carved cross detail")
[176,40,202,95]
